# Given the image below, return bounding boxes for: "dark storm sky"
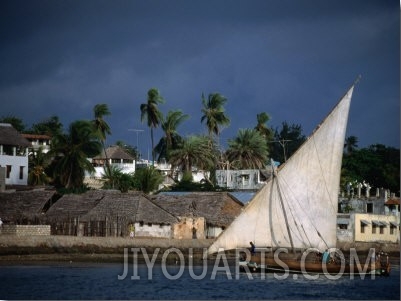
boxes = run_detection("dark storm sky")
[1,0,399,158]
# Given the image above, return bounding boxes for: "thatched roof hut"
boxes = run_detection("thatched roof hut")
[150,192,244,227]
[45,190,105,221]
[0,123,31,147]
[92,145,134,161]
[0,189,56,224]
[80,190,177,225]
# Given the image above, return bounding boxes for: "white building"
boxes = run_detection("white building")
[88,145,136,178]
[21,133,51,154]
[215,169,271,190]
[0,123,30,186]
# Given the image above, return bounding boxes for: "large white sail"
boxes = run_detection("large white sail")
[208,86,354,254]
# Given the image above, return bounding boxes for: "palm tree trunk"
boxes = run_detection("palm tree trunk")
[151,127,155,166]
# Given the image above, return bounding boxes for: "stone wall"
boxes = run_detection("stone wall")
[173,217,205,239]
[0,225,51,236]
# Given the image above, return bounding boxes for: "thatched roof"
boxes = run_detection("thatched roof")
[150,192,244,227]
[93,146,134,160]
[0,189,56,222]
[0,123,31,147]
[45,190,105,221]
[80,190,178,224]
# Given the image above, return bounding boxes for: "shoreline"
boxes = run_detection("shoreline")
[0,235,399,265]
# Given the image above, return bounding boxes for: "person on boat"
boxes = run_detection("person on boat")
[250,241,256,255]
[322,249,330,264]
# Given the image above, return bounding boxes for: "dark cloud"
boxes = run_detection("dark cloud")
[0,0,399,157]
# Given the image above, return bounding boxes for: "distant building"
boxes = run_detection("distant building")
[21,133,51,154]
[0,123,30,186]
[215,169,271,190]
[337,185,400,244]
[88,145,136,178]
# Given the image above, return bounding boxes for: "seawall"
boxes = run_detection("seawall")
[0,235,399,264]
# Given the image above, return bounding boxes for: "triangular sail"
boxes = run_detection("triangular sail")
[208,86,354,254]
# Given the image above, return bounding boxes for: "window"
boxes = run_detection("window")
[19,166,24,180]
[3,145,13,156]
[379,226,384,234]
[372,224,377,234]
[6,165,11,178]
[366,203,373,213]
[360,222,366,233]
[338,224,348,230]
[390,222,398,235]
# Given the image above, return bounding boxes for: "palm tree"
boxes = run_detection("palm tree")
[169,135,217,179]
[344,136,358,154]
[140,88,164,165]
[93,104,112,173]
[101,164,123,190]
[226,129,269,169]
[133,167,164,194]
[28,147,51,186]
[200,92,230,140]
[255,112,274,154]
[50,120,101,189]
[155,110,189,161]
[254,112,273,139]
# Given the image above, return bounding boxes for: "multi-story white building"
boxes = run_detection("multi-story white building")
[0,123,30,187]
[88,145,136,178]
[21,133,51,154]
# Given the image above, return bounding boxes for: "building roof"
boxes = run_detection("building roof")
[0,189,56,222]
[0,123,31,147]
[21,133,52,140]
[93,146,134,160]
[150,192,244,227]
[385,198,400,205]
[79,190,178,224]
[45,190,104,220]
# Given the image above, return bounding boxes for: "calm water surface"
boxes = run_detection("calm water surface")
[0,262,399,300]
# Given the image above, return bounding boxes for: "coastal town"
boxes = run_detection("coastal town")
[0,122,399,256]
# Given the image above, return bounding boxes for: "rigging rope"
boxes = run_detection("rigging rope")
[276,169,330,250]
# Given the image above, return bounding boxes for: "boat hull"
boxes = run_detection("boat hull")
[239,253,390,276]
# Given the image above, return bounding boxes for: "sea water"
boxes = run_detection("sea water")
[0,262,399,300]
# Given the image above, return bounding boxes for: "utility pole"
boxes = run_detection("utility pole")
[277,139,291,162]
[269,139,292,162]
[128,129,144,158]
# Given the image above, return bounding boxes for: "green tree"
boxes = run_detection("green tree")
[28,146,51,186]
[155,110,189,161]
[30,115,63,136]
[0,115,25,132]
[254,112,273,139]
[344,135,359,154]
[271,122,306,163]
[254,112,274,154]
[132,167,164,194]
[101,164,135,192]
[93,104,112,173]
[201,92,230,140]
[342,144,400,194]
[226,128,269,169]
[169,135,217,179]
[50,120,101,189]
[101,164,122,190]
[140,88,165,165]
